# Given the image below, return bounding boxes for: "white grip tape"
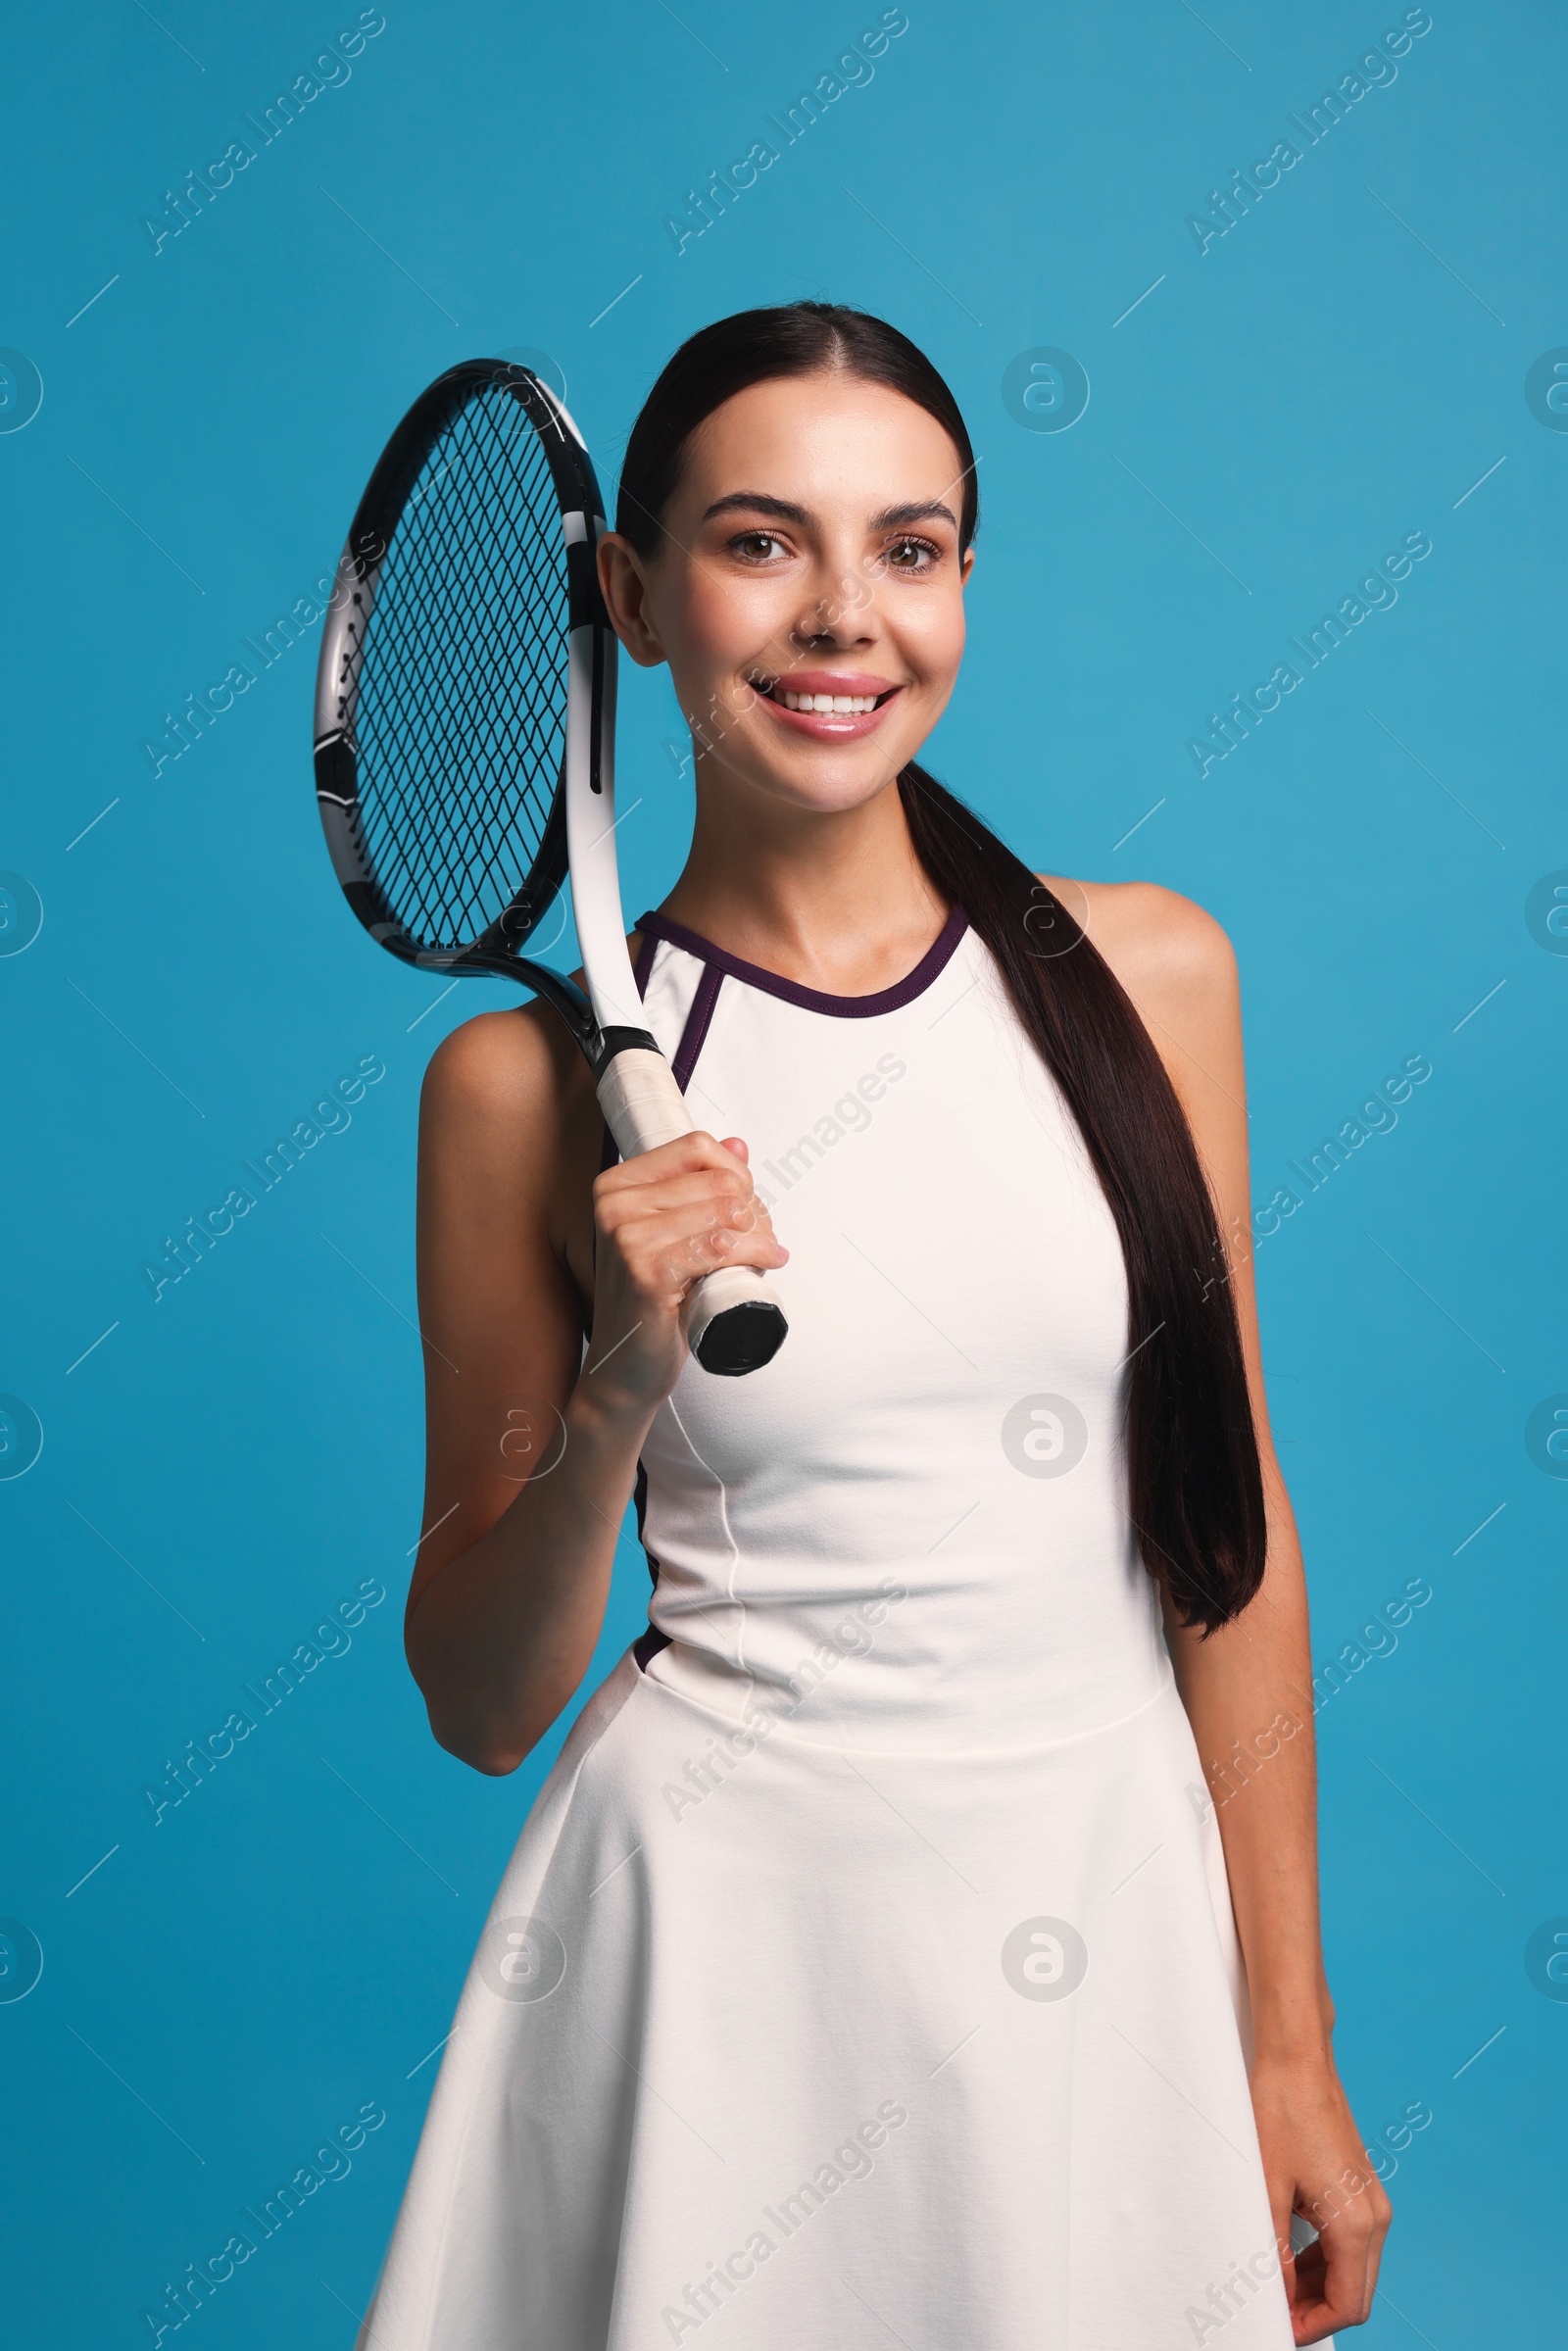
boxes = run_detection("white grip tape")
[595,1050,776,1347]
[596,1049,696,1158]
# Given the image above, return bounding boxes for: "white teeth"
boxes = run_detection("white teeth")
[777,688,879,713]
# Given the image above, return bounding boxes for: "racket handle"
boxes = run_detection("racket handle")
[595,1048,788,1377]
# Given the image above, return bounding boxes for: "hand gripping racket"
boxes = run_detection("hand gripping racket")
[312,358,787,1376]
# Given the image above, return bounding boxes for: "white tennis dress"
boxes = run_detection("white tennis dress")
[359,907,1299,2350]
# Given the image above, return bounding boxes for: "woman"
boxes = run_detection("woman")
[361,304,1389,2349]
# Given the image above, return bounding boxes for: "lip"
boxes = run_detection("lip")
[746,668,906,742]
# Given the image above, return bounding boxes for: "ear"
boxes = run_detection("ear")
[597,532,668,669]
[959,545,976,588]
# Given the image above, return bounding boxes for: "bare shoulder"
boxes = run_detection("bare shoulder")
[1040,875,1237,1022]
[1039,876,1245,1131]
[420,1000,576,1151]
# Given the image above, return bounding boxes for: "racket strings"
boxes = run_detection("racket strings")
[366,408,564,939]
[370,403,564,912]
[353,382,571,951]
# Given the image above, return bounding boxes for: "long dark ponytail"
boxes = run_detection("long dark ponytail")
[615,302,1265,1633]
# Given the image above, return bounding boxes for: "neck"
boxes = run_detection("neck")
[661,758,948,995]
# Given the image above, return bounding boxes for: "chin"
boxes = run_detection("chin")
[742,749,910,815]
[710,697,924,806]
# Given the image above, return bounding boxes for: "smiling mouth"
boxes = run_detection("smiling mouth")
[746,674,902,715]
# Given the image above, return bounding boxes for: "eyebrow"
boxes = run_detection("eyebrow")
[701,492,808,526]
[700,491,958,532]
[871,499,959,532]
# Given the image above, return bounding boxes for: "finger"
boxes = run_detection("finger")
[1283,2239,1331,2343]
[602,1130,751,1188]
[601,1194,779,1262]
[617,1206,788,1295]
[656,1227,789,1296]
[1307,2214,1377,2332]
[720,1135,749,1164]
[599,1168,763,1226]
[1364,2183,1394,2294]
[643,1199,788,1268]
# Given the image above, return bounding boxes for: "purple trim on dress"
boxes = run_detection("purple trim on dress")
[671,962,723,1093]
[631,905,968,1018]
[631,1463,669,1672]
[633,1624,672,1672]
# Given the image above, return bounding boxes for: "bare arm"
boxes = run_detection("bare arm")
[1067,877,1393,2344]
[403,998,785,1775]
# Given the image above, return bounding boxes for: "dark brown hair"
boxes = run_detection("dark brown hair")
[616,302,1265,1631]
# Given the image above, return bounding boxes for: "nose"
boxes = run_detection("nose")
[788,557,876,656]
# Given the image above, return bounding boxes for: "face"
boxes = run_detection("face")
[599,371,974,817]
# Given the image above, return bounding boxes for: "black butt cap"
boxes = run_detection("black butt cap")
[693,1300,789,1378]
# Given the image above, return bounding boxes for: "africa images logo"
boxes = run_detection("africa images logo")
[1001,1916,1089,2001]
[1001,1394,1088,1479]
[478,1914,568,2005]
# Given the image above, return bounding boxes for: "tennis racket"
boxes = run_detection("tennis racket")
[312,358,787,1377]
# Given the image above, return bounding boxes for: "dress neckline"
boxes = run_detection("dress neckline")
[632,904,969,1020]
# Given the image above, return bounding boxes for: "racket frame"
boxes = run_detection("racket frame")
[312,360,787,1375]
[314,361,603,1048]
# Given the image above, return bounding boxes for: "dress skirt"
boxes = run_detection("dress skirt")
[357,1651,1296,2349]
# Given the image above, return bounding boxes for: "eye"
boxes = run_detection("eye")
[728,530,792,563]
[883,535,942,571]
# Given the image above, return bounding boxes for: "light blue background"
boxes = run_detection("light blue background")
[2,1,1562,2341]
